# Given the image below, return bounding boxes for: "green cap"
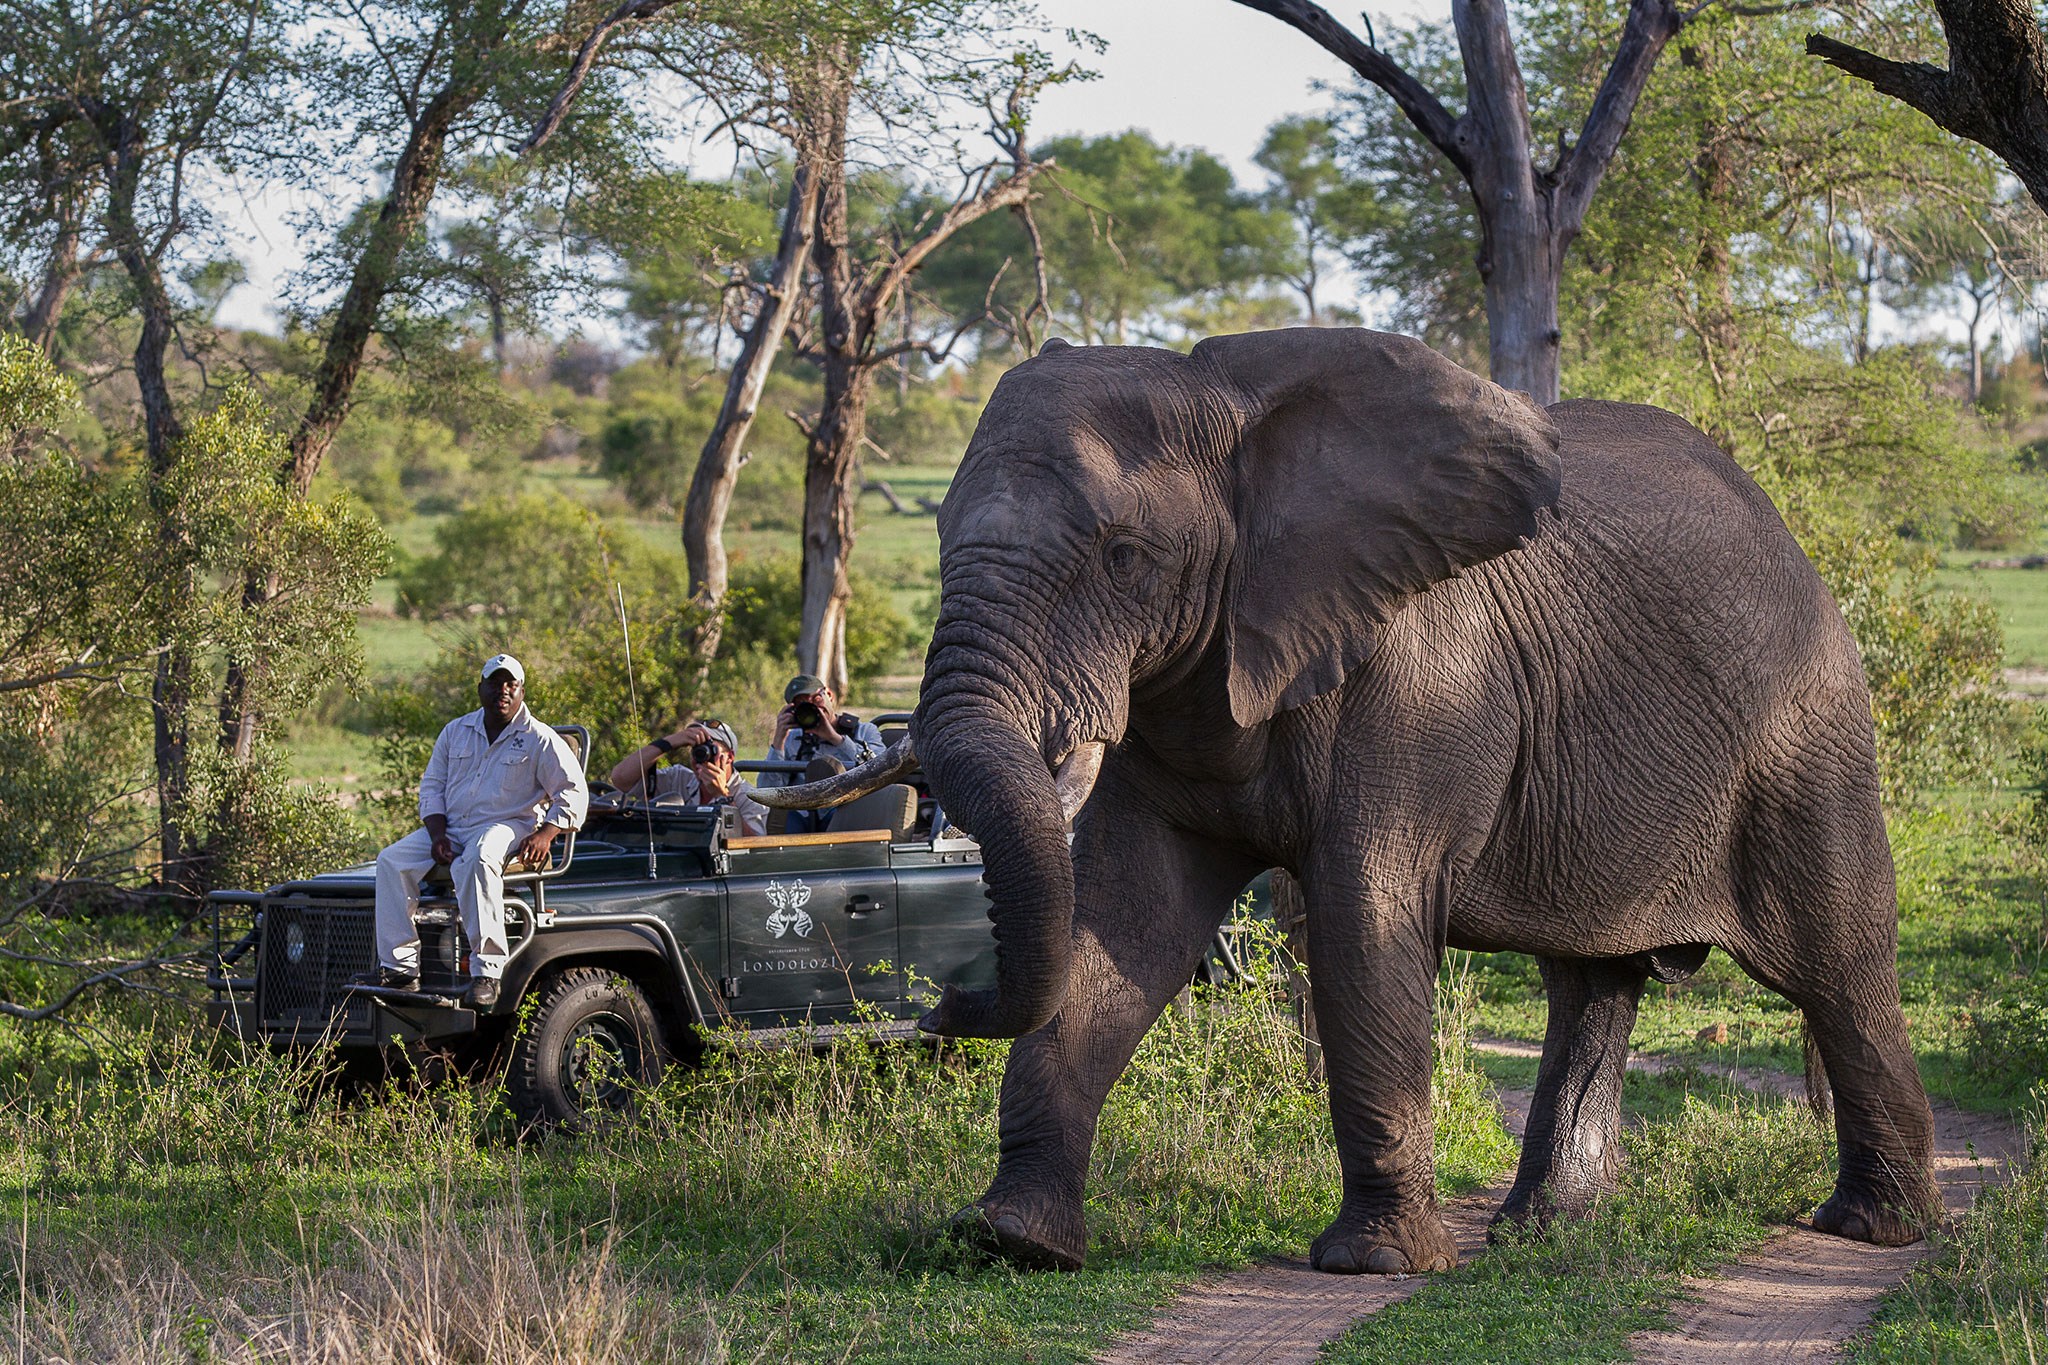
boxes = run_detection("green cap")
[784,674,827,703]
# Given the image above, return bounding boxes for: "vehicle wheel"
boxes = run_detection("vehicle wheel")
[506,966,667,1132]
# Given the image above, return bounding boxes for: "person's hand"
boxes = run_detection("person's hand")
[692,761,733,800]
[431,833,459,864]
[772,704,796,747]
[515,825,559,868]
[677,722,710,750]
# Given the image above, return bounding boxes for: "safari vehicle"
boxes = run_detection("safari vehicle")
[205,717,1014,1128]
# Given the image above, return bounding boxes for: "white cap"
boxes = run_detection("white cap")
[480,653,525,684]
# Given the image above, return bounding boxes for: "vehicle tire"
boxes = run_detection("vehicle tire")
[505,966,667,1132]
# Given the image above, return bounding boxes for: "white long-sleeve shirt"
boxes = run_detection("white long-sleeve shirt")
[418,706,589,836]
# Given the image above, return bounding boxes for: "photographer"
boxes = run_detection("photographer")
[767,674,885,776]
[608,719,767,837]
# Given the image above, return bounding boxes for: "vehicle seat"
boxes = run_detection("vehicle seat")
[827,784,917,840]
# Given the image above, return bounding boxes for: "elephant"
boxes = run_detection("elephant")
[761,326,1940,1276]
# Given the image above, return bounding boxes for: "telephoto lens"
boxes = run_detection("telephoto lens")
[791,701,823,729]
[689,741,719,765]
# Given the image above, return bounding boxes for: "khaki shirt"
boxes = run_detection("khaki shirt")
[418,706,588,836]
[624,766,768,838]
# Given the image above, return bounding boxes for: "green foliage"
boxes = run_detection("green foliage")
[182,740,374,888]
[930,129,1299,350]
[396,491,684,621]
[720,553,920,689]
[1795,509,2011,794]
[0,332,77,432]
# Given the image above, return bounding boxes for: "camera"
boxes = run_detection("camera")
[791,701,824,730]
[689,740,720,765]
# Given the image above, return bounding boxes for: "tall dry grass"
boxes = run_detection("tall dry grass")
[18,1189,724,1364]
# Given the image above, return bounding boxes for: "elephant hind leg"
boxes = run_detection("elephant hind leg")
[1490,956,1647,1239]
[1725,764,1938,1246]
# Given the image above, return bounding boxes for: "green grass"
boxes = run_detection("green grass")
[0,919,1511,1364]
[1936,564,2048,670]
[1326,1072,1838,1365]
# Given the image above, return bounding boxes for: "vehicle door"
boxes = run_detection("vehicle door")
[723,840,902,1021]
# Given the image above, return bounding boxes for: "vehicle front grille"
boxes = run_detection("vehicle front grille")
[258,897,377,1037]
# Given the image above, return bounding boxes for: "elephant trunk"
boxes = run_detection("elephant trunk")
[913,687,1075,1039]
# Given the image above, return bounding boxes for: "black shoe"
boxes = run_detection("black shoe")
[349,966,418,991]
[466,977,500,1009]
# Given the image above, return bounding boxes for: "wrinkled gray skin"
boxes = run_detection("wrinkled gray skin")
[912,327,1938,1276]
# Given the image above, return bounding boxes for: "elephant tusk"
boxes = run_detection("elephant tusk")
[752,735,920,810]
[1054,742,1105,824]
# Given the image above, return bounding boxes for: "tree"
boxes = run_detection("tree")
[1806,0,2048,218]
[789,47,1056,691]
[1232,0,1693,402]
[1253,116,1377,324]
[1888,206,2025,403]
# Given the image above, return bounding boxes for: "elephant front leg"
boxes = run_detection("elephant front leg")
[1307,874,1459,1275]
[961,807,1258,1271]
[1491,956,1647,1237]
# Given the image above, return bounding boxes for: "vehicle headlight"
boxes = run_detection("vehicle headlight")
[283,922,306,965]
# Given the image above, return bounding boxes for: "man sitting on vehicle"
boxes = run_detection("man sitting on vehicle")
[608,719,767,836]
[766,675,886,832]
[356,654,588,1007]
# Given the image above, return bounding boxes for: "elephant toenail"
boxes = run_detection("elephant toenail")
[1840,1214,1868,1241]
[1428,1254,1453,1272]
[1365,1246,1409,1274]
[1319,1244,1359,1273]
[989,1213,1027,1241]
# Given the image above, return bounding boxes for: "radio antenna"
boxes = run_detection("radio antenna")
[615,583,657,878]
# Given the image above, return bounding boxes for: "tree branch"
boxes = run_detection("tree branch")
[1556,0,1684,232]
[1807,0,2048,216]
[521,0,684,153]
[1231,0,1471,178]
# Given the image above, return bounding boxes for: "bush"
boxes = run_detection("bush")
[396,493,686,621]
[720,554,919,692]
[1795,508,2011,795]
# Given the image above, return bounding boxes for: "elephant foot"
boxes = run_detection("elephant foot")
[1488,1177,1605,1242]
[1812,1180,1935,1248]
[1311,1210,1457,1276]
[950,1199,1085,1272]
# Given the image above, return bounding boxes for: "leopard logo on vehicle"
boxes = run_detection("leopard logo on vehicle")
[764,879,814,939]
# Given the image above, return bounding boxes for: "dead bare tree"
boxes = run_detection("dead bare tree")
[1232,0,1690,403]
[791,65,1052,691]
[1808,0,2048,218]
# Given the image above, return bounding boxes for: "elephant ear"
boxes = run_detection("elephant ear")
[1195,328,1562,728]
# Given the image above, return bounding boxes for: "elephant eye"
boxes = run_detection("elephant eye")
[1103,534,1157,593]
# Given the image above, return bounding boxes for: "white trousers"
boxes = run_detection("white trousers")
[373,823,522,980]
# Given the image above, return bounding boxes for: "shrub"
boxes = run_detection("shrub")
[720,554,919,692]
[1794,508,2010,795]
[396,493,686,621]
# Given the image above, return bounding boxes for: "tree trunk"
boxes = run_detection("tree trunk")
[1235,0,1682,405]
[1272,869,1323,1084]
[798,66,859,694]
[215,83,472,765]
[1966,290,1985,402]
[1477,210,1564,400]
[23,210,80,356]
[798,361,872,694]
[103,105,196,890]
[286,84,469,494]
[682,153,822,660]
